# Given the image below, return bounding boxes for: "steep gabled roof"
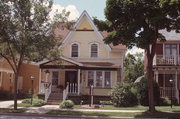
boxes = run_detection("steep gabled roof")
[57,10,127,51]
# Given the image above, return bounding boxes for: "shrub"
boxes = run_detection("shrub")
[17,92,31,99]
[110,83,138,107]
[22,98,45,107]
[60,100,74,108]
[0,90,13,100]
[134,77,160,106]
[159,98,171,106]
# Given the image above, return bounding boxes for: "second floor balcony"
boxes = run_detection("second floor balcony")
[153,55,180,66]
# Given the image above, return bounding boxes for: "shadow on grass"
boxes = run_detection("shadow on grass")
[134,111,180,119]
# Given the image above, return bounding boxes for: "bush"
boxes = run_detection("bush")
[60,100,74,108]
[0,90,13,100]
[22,98,45,107]
[134,77,160,106]
[17,92,31,99]
[110,83,138,107]
[159,98,171,106]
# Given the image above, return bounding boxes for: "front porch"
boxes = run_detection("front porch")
[38,57,120,104]
[154,68,180,103]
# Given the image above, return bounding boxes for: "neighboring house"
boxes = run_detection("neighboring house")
[0,59,40,94]
[153,30,180,104]
[38,11,127,103]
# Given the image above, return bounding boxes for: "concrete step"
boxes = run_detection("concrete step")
[47,100,62,105]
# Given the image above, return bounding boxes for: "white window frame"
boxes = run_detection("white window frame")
[89,42,99,58]
[87,70,112,88]
[104,71,111,88]
[71,42,80,58]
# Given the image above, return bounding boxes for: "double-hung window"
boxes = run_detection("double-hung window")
[71,43,78,57]
[87,71,111,88]
[165,44,177,56]
[91,44,98,57]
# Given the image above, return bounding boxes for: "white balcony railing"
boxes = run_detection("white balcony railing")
[154,55,179,65]
[160,87,176,98]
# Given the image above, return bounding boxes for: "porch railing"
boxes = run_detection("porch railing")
[63,83,69,101]
[69,83,78,93]
[45,83,52,102]
[160,87,175,98]
[154,55,179,65]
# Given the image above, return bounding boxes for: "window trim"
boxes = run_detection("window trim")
[89,43,99,58]
[87,70,112,88]
[71,42,80,58]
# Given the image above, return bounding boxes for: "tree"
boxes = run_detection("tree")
[124,53,144,83]
[94,0,180,112]
[0,0,66,109]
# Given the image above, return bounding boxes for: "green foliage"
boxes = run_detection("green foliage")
[100,100,113,105]
[124,53,144,83]
[22,98,45,107]
[110,83,138,107]
[95,0,180,48]
[134,77,160,106]
[60,100,74,108]
[0,90,13,100]
[17,92,31,99]
[159,98,171,106]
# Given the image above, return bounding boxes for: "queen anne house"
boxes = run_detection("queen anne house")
[153,30,180,104]
[38,11,127,104]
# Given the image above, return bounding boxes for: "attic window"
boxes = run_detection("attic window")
[71,43,79,57]
[91,44,98,57]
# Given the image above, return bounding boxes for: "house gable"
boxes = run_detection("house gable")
[62,10,111,52]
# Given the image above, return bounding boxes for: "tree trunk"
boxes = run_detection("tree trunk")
[146,54,156,112]
[14,73,18,110]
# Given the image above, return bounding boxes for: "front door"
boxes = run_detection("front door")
[52,71,59,86]
[65,71,77,93]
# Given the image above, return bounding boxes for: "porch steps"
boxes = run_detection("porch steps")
[47,93,63,105]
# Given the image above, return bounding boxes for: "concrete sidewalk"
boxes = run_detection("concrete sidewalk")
[0,100,22,108]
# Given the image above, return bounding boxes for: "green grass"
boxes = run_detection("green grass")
[47,110,180,118]
[0,108,25,113]
[17,103,32,107]
[74,105,180,112]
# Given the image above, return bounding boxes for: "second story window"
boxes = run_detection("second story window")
[71,43,78,57]
[165,44,177,56]
[91,44,98,57]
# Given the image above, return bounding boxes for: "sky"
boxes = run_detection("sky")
[52,0,143,54]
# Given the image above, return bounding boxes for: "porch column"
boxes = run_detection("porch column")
[78,69,80,95]
[155,70,158,83]
[175,71,179,103]
[38,69,42,93]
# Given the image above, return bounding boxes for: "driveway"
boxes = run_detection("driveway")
[0,100,22,108]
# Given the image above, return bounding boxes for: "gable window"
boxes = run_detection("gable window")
[91,44,98,57]
[71,43,78,57]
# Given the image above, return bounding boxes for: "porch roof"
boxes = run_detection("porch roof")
[39,57,119,70]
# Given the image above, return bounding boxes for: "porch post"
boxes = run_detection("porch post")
[175,71,179,103]
[78,69,80,95]
[38,69,42,93]
[155,70,158,83]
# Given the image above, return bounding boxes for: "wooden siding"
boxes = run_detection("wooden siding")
[156,44,163,55]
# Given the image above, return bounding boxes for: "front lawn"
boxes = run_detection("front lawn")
[0,108,25,113]
[47,110,180,118]
[74,105,180,112]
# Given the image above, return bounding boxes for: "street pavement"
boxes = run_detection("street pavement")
[0,114,168,119]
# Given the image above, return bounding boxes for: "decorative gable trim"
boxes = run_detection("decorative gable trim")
[61,10,112,51]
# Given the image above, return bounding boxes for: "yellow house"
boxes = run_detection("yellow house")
[0,11,127,104]
[39,11,127,103]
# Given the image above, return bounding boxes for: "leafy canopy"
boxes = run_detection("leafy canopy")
[94,0,180,49]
